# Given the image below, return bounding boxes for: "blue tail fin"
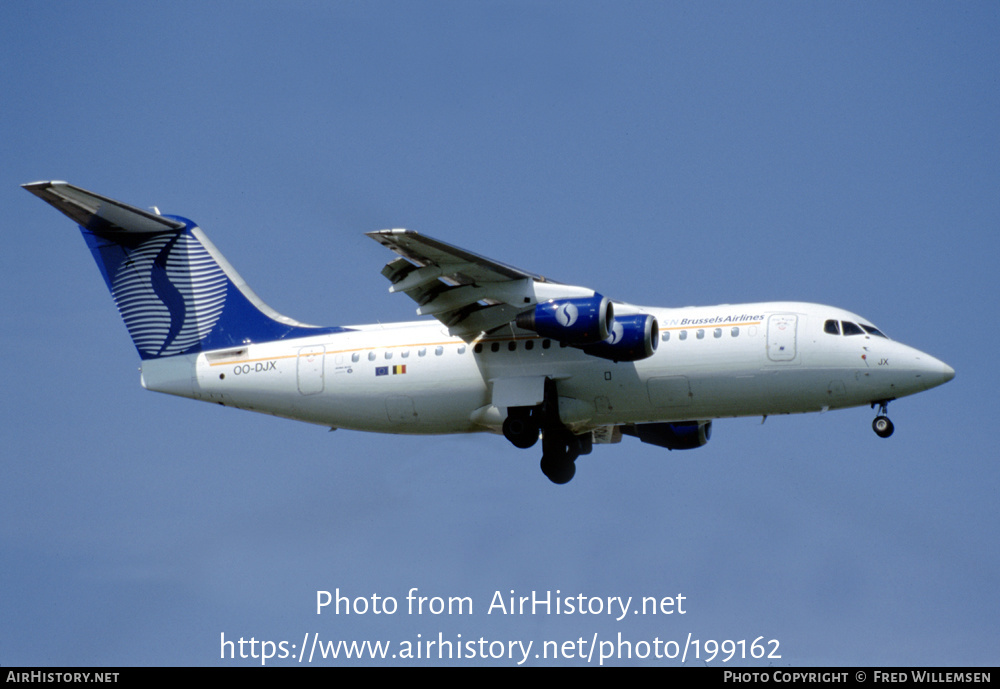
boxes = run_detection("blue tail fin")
[24,181,345,359]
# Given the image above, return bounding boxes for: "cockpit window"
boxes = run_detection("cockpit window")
[824,319,840,335]
[841,321,864,336]
[861,324,888,338]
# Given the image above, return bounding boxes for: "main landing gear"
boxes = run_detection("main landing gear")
[871,400,895,438]
[540,430,582,484]
[502,408,540,449]
[502,377,591,484]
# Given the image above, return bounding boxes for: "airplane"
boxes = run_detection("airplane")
[23,181,955,483]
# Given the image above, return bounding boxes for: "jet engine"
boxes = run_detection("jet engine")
[515,294,613,344]
[580,313,659,362]
[622,420,712,450]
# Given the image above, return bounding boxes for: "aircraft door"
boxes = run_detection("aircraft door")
[297,345,325,395]
[767,314,798,362]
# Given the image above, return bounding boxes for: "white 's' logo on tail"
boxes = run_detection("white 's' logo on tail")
[111,233,227,356]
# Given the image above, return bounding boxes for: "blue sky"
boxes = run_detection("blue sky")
[2,1,997,666]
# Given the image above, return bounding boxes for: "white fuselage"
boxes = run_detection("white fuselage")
[139,301,953,436]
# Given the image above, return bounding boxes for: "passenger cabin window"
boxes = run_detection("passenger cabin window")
[841,321,865,336]
[662,331,670,342]
[351,352,360,363]
[713,328,722,338]
[824,319,841,335]
[435,346,444,356]
[679,330,688,341]
[731,327,740,337]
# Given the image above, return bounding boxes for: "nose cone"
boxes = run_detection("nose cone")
[885,341,955,397]
[941,362,956,384]
[915,352,955,390]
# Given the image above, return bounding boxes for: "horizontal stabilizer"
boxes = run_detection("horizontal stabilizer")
[22,181,185,234]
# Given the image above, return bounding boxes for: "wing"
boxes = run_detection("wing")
[367,229,597,337]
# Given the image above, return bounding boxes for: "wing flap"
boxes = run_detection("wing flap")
[367,229,595,336]
[368,229,540,283]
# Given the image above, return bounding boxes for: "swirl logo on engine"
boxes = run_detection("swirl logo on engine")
[556,303,579,327]
[607,321,624,344]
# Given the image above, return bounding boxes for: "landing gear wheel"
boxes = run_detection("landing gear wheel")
[873,416,894,438]
[540,455,576,484]
[539,428,581,484]
[871,400,894,438]
[535,377,583,484]
[503,415,539,449]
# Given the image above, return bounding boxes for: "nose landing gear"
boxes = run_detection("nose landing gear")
[871,400,895,438]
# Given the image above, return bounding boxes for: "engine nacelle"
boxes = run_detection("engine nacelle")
[516,294,613,345]
[580,313,658,362]
[622,420,712,450]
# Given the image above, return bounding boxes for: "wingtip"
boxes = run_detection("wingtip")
[366,228,415,243]
[22,180,70,193]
